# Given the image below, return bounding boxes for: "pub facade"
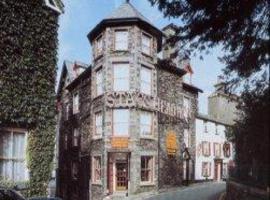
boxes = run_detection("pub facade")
[56,2,202,200]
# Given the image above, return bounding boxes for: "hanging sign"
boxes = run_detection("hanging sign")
[166,131,177,156]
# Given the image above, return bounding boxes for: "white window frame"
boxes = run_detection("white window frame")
[141,32,152,55]
[72,128,79,147]
[44,0,62,14]
[0,128,28,181]
[140,156,154,184]
[140,111,153,137]
[214,143,221,157]
[113,63,130,92]
[183,96,190,119]
[92,156,102,184]
[96,68,103,96]
[114,30,128,51]
[73,92,79,114]
[113,109,130,136]
[65,103,70,121]
[202,162,211,177]
[94,112,103,138]
[140,66,152,95]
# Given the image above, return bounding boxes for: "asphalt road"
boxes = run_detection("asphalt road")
[146,182,226,200]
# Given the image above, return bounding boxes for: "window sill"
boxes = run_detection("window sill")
[140,136,156,140]
[92,136,102,140]
[114,49,129,53]
[140,182,155,186]
[92,181,102,186]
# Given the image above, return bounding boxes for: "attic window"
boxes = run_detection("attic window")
[44,0,62,13]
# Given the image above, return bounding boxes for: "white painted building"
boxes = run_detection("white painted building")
[195,114,233,181]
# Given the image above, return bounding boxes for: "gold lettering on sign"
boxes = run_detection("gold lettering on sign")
[111,137,129,149]
[166,131,178,156]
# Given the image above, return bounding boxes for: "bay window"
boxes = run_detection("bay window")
[113,63,129,91]
[96,35,103,57]
[92,156,101,183]
[113,109,129,136]
[141,156,154,183]
[115,30,128,51]
[95,112,103,137]
[140,66,152,95]
[0,129,28,181]
[140,111,152,136]
[142,33,151,55]
[96,68,103,96]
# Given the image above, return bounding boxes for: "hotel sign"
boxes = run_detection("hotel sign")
[111,137,129,149]
[106,91,190,120]
[166,131,177,156]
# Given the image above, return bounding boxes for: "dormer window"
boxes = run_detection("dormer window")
[115,30,128,51]
[44,0,62,14]
[142,33,152,55]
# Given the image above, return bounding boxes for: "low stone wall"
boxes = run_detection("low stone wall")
[226,180,269,200]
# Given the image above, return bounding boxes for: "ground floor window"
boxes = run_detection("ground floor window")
[141,156,154,183]
[202,162,211,178]
[223,163,228,178]
[92,156,101,183]
[0,129,28,181]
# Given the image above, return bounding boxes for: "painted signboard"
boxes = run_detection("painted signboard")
[166,131,177,155]
[111,137,129,149]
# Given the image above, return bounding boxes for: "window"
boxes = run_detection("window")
[96,35,103,56]
[202,162,211,177]
[141,156,154,183]
[215,124,219,135]
[223,142,231,157]
[0,129,28,181]
[113,109,129,136]
[96,68,103,96]
[44,0,62,13]
[202,141,211,157]
[214,143,221,157]
[95,112,103,136]
[140,66,152,95]
[72,128,79,147]
[140,111,152,136]
[72,162,79,180]
[184,129,189,148]
[92,156,101,183]
[203,121,208,133]
[65,103,70,120]
[183,97,190,119]
[73,93,79,114]
[113,63,129,91]
[64,134,68,150]
[115,30,128,51]
[142,33,151,55]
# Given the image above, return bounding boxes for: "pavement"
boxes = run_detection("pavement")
[144,181,226,200]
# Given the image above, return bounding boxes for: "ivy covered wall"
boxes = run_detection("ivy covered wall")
[0,0,61,196]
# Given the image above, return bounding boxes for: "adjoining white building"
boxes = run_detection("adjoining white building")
[195,77,238,181]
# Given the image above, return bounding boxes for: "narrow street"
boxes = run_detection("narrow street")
[146,182,225,200]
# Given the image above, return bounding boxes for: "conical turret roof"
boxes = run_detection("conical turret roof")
[88,1,163,51]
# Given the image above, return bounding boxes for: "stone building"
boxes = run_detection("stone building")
[194,78,238,182]
[56,2,202,200]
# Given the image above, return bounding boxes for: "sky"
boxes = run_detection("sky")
[57,0,226,114]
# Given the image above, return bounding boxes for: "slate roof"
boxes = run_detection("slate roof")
[105,2,152,25]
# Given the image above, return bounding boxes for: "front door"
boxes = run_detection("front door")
[214,160,222,181]
[115,162,128,191]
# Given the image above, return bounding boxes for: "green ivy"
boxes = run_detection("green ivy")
[0,0,60,196]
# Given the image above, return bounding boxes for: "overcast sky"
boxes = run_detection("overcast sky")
[57,0,226,114]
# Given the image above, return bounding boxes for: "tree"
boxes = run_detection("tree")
[149,0,269,85]
[149,0,270,188]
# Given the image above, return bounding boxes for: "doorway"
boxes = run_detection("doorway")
[115,162,128,191]
[214,159,223,181]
